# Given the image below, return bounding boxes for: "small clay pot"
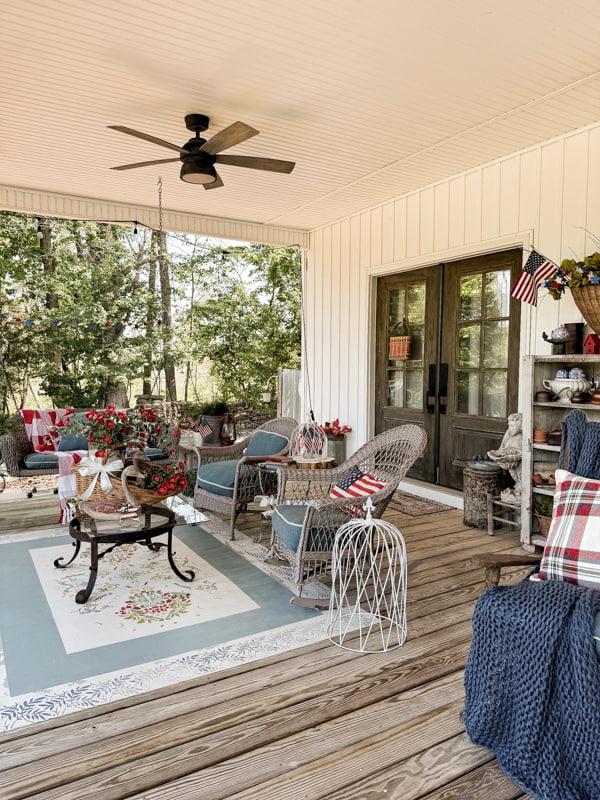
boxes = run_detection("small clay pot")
[535,390,553,402]
[570,391,588,404]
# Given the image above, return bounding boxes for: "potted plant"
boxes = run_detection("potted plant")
[198,400,230,444]
[533,495,554,538]
[546,253,600,334]
[321,419,352,465]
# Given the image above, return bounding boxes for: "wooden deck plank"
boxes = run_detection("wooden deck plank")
[0,494,526,800]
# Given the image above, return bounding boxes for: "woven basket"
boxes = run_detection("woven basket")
[534,512,552,538]
[389,318,411,360]
[72,459,125,503]
[109,476,181,506]
[389,335,411,360]
[571,286,600,335]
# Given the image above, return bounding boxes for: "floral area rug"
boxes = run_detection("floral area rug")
[0,500,332,730]
[388,490,454,516]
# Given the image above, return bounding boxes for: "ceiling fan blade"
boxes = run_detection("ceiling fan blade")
[215,154,295,174]
[204,172,224,190]
[107,126,186,153]
[111,158,180,171]
[200,121,258,155]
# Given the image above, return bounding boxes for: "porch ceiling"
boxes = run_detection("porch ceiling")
[2,0,600,233]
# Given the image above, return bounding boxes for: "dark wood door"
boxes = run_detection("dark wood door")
[376,249,522,489]
[375,266,441,482]
[438,250,522,488]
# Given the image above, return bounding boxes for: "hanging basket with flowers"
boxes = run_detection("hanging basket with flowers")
[546,253,600,334]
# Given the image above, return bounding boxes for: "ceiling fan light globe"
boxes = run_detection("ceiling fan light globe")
[180,161,218,184]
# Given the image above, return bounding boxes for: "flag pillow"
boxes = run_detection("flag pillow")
[531,469,600,589]
[329,465,385,515]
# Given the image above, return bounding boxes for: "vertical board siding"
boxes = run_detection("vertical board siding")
[307,123,600,445]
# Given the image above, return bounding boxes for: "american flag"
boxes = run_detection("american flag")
[329,466,385,499]
[185,415,213,438]
[510,250,558,306]
[196,416,214,439]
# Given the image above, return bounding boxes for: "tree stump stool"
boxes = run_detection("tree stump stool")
[463,467,502,529]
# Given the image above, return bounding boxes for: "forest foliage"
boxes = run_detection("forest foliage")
[0,212,301,413]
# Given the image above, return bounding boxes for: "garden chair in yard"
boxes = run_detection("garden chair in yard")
[464,468,600,800]
[193,417,297,539]
[268,424,427,605]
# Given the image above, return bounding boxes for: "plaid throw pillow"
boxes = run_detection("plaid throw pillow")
[532,469,600,589]
[329,465,385,516]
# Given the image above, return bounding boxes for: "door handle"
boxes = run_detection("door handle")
[426,363,436,413]
[438,363,448,414]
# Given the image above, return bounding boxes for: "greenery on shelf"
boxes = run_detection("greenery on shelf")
[533,495,554,518]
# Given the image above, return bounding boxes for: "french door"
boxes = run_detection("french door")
[375,249,522,490]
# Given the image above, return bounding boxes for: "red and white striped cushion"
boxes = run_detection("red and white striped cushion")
[329,465,385,500]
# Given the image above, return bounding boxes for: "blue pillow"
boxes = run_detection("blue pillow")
[58,433,89,451]
[245,430,289,458]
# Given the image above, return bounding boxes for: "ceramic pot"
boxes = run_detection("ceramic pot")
[535,390,553,402]
[542,377,593,400]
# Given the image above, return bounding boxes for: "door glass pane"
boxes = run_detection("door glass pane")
[483,371,507,418]
[459,274,482,320]
[406,370,423,410]
[458,323,481,367]
[407,284,425,324]
[389,288,405,327]
[407,326,423,366]
[457,371,479,414]
[484,270,510,318]
[388,370,404,407]
[483,320,509,368]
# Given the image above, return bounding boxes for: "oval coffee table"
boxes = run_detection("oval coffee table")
[55,504,195,604]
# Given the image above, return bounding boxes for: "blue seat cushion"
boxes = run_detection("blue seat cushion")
[245,430,289,458]
[594,611,600,660]
[196,460,251,498]
[272,504,349,552]
[23,452,59,469]
[143,447,167,461]
[58,433,89,451]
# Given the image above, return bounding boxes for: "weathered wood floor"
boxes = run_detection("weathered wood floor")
[0,491,535,800]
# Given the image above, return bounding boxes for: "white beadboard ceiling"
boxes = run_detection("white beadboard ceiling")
[2,0,600,233]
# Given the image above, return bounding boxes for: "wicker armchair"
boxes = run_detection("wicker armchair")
[269,424,427,602]
[192,417,297,539]
[0,415,60,477]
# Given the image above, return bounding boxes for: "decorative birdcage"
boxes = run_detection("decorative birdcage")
[290,420,327,462]
[327,498,407,653]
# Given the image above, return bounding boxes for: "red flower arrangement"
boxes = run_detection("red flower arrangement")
[321,419,352,438]
[50,405,169,457]
[134,461,188,495]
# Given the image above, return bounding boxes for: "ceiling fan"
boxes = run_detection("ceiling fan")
[108,113,295,189]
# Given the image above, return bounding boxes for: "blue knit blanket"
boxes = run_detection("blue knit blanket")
[463,577,600,800]
[560,409,600,479]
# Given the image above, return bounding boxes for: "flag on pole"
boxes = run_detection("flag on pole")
[196,416,214,439]
[510,250,558,306]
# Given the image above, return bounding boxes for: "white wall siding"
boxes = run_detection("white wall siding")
[307,122,600,447]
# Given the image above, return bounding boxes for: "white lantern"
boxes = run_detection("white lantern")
[290,421,327,462]
[327,498,407,653]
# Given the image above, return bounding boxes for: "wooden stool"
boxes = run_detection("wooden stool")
[486,493,521,536]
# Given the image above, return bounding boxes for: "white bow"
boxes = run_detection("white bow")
[78,456,124,501]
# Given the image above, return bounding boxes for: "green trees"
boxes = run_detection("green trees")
[0,212,301,412]
[179,242,301,407]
